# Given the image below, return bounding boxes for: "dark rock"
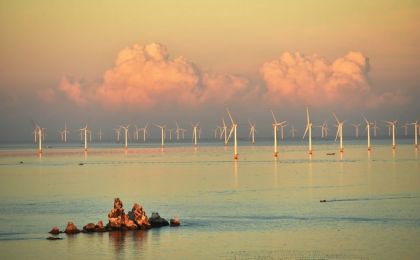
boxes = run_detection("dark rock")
[19,161,24,164]
[320,200,327,203]
[170,218,180,227]
[95,220,106,232]
[79,163,84,166]
[47,236,62,240]
[64,222,80,234]
[149,212,169,228]
[83,223,96,233]
[49,227,60,234]
[326,153,335,155]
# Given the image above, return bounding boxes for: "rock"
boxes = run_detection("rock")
[95,220,105,232]
[128,203,151,230]
[64,222,80,234]
[78,163,84,166]
[47,236,62,240]
[149,212,169,228]
[108,198,126,230]
[49,227,60,234]
[170,218,180,227]
[320,200,327,203]
[83,223,96,233]
[326,153,335,155]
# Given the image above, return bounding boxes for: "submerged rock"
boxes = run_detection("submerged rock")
[47,236,63,240]
[49,227,60,235]
[170,218,180,227]
[320,200,327,203]
[149,212,169,227]
[65,222,80,234]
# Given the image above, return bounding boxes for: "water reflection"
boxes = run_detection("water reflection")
[273,159,278,188]
[233,160,238,189]
[109,231,126,257]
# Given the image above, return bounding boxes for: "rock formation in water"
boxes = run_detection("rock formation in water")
[128,203,152,230]
[49,227,60,234]
[149,212,169,227]
[170,217,180,227]
[49,198,179,235]
[64,222,80,234]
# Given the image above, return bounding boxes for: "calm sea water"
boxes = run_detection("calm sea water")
[0,138,419,259]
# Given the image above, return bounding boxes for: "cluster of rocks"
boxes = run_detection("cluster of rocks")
[47,198,180,240]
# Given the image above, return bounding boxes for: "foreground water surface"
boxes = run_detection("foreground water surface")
[0,140,419,259]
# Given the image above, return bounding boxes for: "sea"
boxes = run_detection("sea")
[0,137,419,259]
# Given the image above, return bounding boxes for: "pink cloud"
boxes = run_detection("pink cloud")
[59,77,88,107]
[58,43,408,111]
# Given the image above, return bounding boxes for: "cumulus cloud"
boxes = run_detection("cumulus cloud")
[59,77,88,106]
[58,42,407,111]
[260,51,407,108]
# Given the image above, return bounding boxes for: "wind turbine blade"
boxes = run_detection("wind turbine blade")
[335,128,339,142]
[306,107,310,124]
[227,126,234,142]
[332,113,339,124]
[226,108,235,125]
[270,110,277,124]
[302,126,309,139]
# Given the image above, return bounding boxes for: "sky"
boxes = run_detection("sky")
[0,0,419,142]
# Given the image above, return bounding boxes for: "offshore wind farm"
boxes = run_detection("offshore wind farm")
[1,1,420,259]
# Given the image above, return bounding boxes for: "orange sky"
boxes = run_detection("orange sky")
[0,0,419,140]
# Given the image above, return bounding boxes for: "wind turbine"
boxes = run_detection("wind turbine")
[384,120,398,149]
[322,122,329,138]
[351,123,361,138]
[372,121,379,138]
[120,125,129,149]
[315,124,324,138]
[192,123,199,146]
[113,128,121,143]
[221,118,228,145]
[410,120,419,148]
[290,125,297,138]
[279,123,288,140]
[271,110,286,157]
[155,124,166,147]
[363,115,372,151]
[80,125,88,151]
[134,125,140,141]
[214,126,221,139]
[248,120,256,144]
[37,126,43,153]
[386,124,392,137]
[97,128,102,142]
[332,112,344,153]
[60,122,69,143]
[140,123,148,142]
[32,128,38,143]
[401,123,409,137]
[226,108,238,160]
[303,107,313,155]
[32,122,43,154]
[41,128,47,141]
[175,122,181,141]
[168,129,174,141]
